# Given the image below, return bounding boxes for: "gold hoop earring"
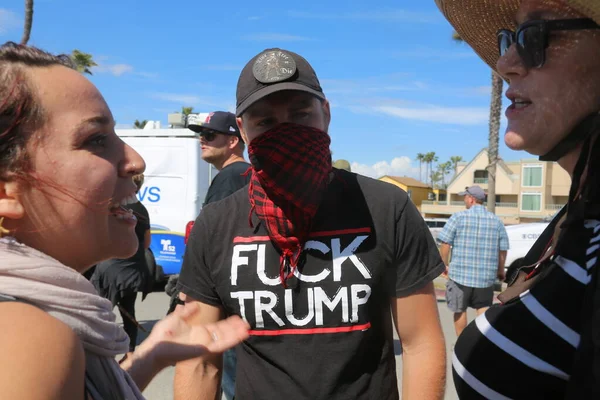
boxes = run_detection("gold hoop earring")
[0,217,11,237]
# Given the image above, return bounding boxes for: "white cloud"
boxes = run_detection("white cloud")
[150,92,202,105]
[94,63,134,77]
[373,105,489,125]
[137,71,159,79]
[288,9,439,23]
[351,156,420,179]
[242,33,311,42]
[0,9,20,35]
[464,86,493,96]
[321,74,424,95]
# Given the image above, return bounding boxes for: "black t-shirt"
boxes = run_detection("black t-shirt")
[131,201,151,245]
[204,161,251,205]
[91,201,151,305]
[177,170,444,400]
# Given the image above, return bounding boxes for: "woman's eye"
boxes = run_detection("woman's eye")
[85,134,108,149]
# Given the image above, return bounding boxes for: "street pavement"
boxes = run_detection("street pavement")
[117,277,491,400]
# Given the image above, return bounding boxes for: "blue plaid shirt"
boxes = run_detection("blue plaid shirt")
[438,205,509,288]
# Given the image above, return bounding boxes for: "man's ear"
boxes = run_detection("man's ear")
[236,117,249,145]
[322,99,331,129]
[229,135,240,149]
[0,180,25,220]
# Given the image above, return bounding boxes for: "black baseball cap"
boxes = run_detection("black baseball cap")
[188,111,241,138]
[235,48,326,117]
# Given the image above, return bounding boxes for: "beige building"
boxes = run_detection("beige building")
[421,149,571,224]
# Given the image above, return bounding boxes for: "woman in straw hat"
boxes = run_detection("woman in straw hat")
[0,41,249,399]
[436,0,600,398]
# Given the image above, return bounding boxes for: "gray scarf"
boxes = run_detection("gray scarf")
[0,237,145,399]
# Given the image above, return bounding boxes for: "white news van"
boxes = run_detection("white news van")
[117,124,217,279]
[504,221,550,270]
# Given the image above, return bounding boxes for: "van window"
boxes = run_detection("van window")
[424,219,447,228]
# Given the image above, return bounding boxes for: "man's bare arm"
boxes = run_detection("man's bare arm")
[174,296,225,400]
[439,243,451,276]
[498,250,507,281]
[392,282,446,400]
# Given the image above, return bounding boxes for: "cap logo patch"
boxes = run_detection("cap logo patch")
[252,50,297,84]
[205,112,214,124]
[229,126,236,132]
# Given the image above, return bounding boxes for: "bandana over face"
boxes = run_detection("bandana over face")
[247,122,332,287]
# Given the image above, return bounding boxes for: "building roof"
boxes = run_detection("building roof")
[382,176,431,188]
[495,158,514,177]
[448,148,518,189]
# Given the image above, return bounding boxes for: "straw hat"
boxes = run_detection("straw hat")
[434,0,600,71]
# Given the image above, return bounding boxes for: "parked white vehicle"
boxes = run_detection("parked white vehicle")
[424,218,448,241]
[504,222,550,270]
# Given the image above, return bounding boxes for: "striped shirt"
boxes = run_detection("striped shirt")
[438,205,509,288]
[453,219,600,399]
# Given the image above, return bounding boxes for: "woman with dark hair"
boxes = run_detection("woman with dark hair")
[0,42,248,399]
[91,173,152,356]
[435,0,600,398]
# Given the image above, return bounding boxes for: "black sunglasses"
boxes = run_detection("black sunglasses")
[199,129,222,142]
[497,18,600,69]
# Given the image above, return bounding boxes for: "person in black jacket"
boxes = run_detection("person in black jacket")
[92,173,152,354]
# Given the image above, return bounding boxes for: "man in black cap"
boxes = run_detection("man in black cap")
[175,49,446,400]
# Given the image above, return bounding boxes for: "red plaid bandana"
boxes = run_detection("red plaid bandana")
[247,123,332,287]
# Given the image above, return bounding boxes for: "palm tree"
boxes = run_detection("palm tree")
[422,152,435,187]
[17,0,98,79]
[450,155,464,176]
[70,50,98,75]
[487,73,503,213]
[423,152,432,186]
[182,107,194,116]
[430,171,443,189]
[453,31,502,213]
[425,152,438,187]
[134,120,148,129]
[416,153,425,182]
[21,0,34,45]
[438,161,452,188]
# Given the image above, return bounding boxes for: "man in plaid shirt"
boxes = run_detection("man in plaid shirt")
[438,185,509,337]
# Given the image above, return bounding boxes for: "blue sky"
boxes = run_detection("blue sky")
[1,0,525,179]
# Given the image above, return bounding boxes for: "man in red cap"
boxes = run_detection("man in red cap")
[175,48,446,400]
